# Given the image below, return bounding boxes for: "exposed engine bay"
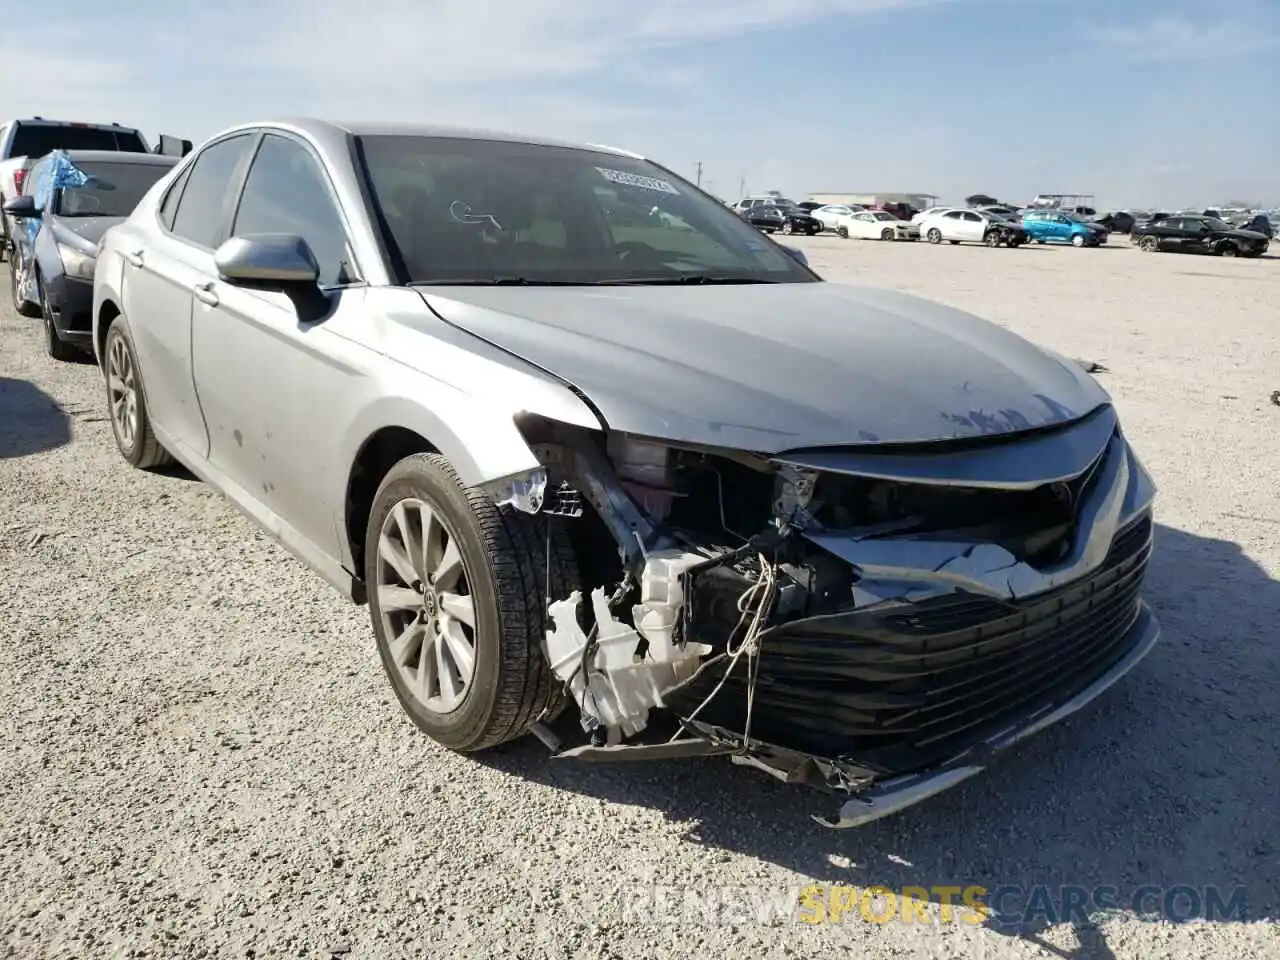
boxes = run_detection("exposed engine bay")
[491,408,1156,826]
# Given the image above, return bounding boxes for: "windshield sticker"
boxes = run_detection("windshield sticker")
[595,167,680,195]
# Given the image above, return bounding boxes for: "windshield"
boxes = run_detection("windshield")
[1202,218,1232,231]
[357,135,816,284]
[11,124,147,157]
[54,161,175,217]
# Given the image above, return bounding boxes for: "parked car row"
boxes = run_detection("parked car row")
[729,192,1272,259]
[2,116,1163,830]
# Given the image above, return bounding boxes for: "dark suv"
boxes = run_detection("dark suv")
[0,118,150,259]
[1130,214,1270,258]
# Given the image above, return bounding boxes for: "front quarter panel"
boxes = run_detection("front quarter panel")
[332,287,604,565]
[92,220,131,366]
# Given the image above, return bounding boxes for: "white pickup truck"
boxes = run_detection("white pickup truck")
[0,118,154,260]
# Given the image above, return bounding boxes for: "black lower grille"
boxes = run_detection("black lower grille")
[670,513,1154,775]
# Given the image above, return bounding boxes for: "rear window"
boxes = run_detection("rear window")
[9,123,147,158]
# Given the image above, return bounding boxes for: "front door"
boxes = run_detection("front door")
[189,131,371,559]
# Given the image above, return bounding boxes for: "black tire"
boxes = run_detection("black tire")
[37,269,77,362]
[926,228,941,243]
[781,221,794,235]
[10,255,40,318]
[837,226,849,239]
[985,232,1000,247]
[1139,236,1158,253]
[1218,243,1238,258]
[365,453,580,752]
[949,239,960,245]
[103,320,174,469]
[880,228,894,241]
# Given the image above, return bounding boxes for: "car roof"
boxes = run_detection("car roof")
[57,150,178,166]
[216,117,647,160]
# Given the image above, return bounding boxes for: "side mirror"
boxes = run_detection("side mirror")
[214,234,320,287]
[3,195,38,218]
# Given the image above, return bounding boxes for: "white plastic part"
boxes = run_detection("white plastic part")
[544,551,713,741]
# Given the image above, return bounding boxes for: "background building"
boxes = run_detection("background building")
[807,192,939,209]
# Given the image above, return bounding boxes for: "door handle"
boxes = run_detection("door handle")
[193,281,219,307]
[124,249,144,268]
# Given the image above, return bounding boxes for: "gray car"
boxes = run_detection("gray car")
[91,119,1159,828]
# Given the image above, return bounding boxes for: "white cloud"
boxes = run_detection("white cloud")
[1086,15,1280,62]
[244,0,953,89]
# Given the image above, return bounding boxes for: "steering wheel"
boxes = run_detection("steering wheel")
[614,240,662,262]
[66,192,101,215]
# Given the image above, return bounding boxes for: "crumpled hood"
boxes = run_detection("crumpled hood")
[419,282,1110,453]
[50,215,126,251]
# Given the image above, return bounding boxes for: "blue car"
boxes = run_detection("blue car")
[1020,209,1108,247]
[4,149,178,359]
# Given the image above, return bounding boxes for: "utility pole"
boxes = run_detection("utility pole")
[738,173,746,198]
[695,161,703,187]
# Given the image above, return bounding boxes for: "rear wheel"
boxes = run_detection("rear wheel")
[984,232,1001,247]
[10,255,40,318]
[103,320,174,469]
[365,453,579,752]
[1139,236,1159,253]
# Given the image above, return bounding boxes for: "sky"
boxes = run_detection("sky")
[1,0,1276,209]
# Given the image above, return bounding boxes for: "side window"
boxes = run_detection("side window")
[159,165,193,231]
[963,212,982,222]
[171,134,256,249]
[945,210,964,220]
[231,134,357,286]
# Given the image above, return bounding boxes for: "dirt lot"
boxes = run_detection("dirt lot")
[1,239,1277,960]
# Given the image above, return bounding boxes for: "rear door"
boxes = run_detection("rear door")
[190,131,368,557]
[122,132,258,457]
[940,209,966,239]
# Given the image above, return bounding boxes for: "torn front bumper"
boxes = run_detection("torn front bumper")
[817,600,1159,827]
[661,421,1160,825]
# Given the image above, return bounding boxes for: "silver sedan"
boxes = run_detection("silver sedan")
[92,119,1159,827]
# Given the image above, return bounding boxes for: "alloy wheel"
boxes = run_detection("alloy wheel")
[375,498,477,714]
[107,335,139,449]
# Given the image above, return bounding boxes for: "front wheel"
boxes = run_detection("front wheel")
[365,453,580,752]
[1071,234,1085,247]
[103,320,174,469]
[781,221,794,235]
[38,270,78,362]
[880,228,895,241]
[984,232,1001,247]
[926,228,942,244]
[837,226,849,239]
[1218,244,1238,258]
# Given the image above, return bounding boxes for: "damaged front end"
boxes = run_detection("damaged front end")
[496,406,1158,828]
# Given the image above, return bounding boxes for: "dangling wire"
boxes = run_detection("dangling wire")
[669,553,776,749]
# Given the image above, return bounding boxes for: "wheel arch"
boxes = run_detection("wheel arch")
[339,394,566,599]
[95,298,122,368]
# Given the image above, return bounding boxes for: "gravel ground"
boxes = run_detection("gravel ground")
[1,239,1277,960]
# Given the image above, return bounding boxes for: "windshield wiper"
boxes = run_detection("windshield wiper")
[409,277,591,286]
[594,276,778,285]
